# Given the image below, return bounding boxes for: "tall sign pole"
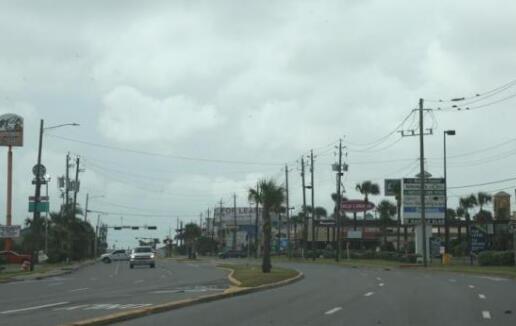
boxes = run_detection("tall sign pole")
[336,139,343,262]
[310,150,316,260]
[301,157,307,258]
[5,145,13,250]
[285,164,290,258]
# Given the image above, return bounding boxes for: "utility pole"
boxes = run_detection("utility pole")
[285,164,291,258]
[233,194,237,250]
[301,156,308,258]
[72,156,80,218]
[65,152,70,211]
[30,119,44,270]
[84,193,89,222]
[219,199,225,250]
[310,150,316,260]
[336,139,343,262]
[254,182,260,258]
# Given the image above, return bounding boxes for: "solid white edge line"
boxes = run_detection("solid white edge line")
[325,307,342,315]
[482,311,491,319]
[1,302,69,314]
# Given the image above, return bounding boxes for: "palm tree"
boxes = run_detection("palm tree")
[184,223,201,259]
[476,192,492,213]
[459,194,477,252]
[249,179,285,273]
[377,200,397,246]
[356,180,380,220]
[248,186,261,257]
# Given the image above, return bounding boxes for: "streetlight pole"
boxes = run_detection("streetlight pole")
[444,130,456,253]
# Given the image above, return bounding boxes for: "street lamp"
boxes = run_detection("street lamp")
[444,130,456,253]
[31,120,79,270]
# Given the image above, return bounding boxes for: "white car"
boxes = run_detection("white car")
[129,246,156,269]
[100,250,129,263]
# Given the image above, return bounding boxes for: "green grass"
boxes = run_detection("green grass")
[219,263,299,288]
[272,256,516,279]
[0,261,86,282]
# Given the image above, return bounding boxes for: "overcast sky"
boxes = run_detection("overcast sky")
[1,0,516,249]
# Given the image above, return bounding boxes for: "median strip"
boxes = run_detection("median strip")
[60,264,303,326]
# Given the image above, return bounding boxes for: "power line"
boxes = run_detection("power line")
[449,176,516,190]
[425,79,516,103]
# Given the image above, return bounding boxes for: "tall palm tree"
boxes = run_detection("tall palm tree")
[248,185,261,257]
[377,200,397,246]
[184,223,201,259]
[476,192,492,213]
[459,194,477,252]
[356,180,380,219]
[249,179,285,273]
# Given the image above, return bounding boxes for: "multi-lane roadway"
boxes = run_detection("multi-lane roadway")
[0,259,228,326]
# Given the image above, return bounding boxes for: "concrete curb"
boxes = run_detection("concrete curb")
[0,260,95,284]
[62,267,304,326]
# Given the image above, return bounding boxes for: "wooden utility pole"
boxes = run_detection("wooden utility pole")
[285,164,291,258]
[310,150,316,260]
[336,139,343,262]
[72,156,80,218]
[301,157,307,258]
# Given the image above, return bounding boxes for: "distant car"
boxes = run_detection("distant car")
[0,250,32,265]
[100,250,129,263]
[129,246,156,269]
[218,250,246,259]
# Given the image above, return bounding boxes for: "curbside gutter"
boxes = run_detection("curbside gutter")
[61,267,304,326]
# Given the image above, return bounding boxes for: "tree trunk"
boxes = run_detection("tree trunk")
[262,208,272,273]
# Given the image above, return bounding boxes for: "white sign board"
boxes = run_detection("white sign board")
[0,113,23,146]
[402,178,445,222]
[0,225,21,238]
[347,230,363,239]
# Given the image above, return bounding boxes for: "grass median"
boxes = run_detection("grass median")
[219,263,299,288]
[272,256,516,279]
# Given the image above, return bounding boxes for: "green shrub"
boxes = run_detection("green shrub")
[478,251,515,266]
[451,241,469,257]
[400,253,421,263]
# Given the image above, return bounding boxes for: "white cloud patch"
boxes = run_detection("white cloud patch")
[99,86,224,143]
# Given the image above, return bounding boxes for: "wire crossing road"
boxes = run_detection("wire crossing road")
[117,263,516,326]
[0,259,228,326]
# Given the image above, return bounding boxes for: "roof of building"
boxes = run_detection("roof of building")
[494,191,511,197]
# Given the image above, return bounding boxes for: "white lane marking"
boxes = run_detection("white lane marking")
[134,280,144,284]
[85,304,113,310]
[114,262,120,276]
[48,282,63,287]
[69,288,89,293]
[448,279,456,283]
[90,277,97,281]
[1,302,69,314]
[54,304,90,311]
[478,294,486,300]
[376,277,382,281]
[364,292,374,297]
[325,307,342,315]
[468,285,475,289]
[478,276,507,282]
[379,283,385,287]
[482,311,491,319]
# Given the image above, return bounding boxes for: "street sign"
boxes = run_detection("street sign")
[28,201,49,213]
[32,178,48,185]
[0,225,21,238]
[29,196,49,201]
[402,178,445,221]
[32,164,46,177]
[318,219,336,226]
[384,179,401,196]
[341,200,375,213]
[0,113,23,147]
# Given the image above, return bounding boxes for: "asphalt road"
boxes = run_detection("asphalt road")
[116,262,516,326]
[0,259,228,326]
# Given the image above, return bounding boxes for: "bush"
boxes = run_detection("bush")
[451,241,469,257]
[478,251,515,266]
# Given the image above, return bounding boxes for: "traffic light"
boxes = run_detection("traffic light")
[147,226,157,230]
[114,227,122,230]
[131,226,139,230]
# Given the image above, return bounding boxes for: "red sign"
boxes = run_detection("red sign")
[341,200,375,212]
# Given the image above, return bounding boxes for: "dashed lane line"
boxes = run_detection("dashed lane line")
[482,311,491,319]
[69,288,89,293]
[325,307,342,315]
[379,283,385,287]
[1,302,69,314]
[468,285,475,289]
[478,294,486,300]
[364,292,374,297]
[134,280,144,284]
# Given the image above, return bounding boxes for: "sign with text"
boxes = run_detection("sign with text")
[0,113,23,146]
[402,178,445,221]
[341,200,375,213]
[0,225,21,238]
[384,179,401,196]
[470,225,488,253]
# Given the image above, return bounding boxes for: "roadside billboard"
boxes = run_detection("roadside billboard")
[0,113,23,147]
[384,179,401,196]
[0,225,21,238]
[402,178,445,223]
[341,200,375,213]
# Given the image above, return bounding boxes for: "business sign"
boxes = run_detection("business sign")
[346,230,363,239]
[28,201,49,213]
[384,179,401,196]
[402,178,445,221]
[470,225,487,253]
[341,200,375,213]
[0,225,21,238]
[0,113,23,146]
[318,219,336,226]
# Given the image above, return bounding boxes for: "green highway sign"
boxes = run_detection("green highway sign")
[28,201,49,213]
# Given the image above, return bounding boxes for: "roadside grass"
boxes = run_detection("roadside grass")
[219,263,299,288]
[0,261,87,282]
[272,256,516,279]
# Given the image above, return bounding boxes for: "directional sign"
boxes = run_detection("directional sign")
[29,196,49,201]
[402,178,445,221]
[0,225,21,238]
[341,200,375,213]
[470,225,488,253]
[28,201,49,213]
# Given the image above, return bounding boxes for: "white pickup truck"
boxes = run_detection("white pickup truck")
[100,249,129,263]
